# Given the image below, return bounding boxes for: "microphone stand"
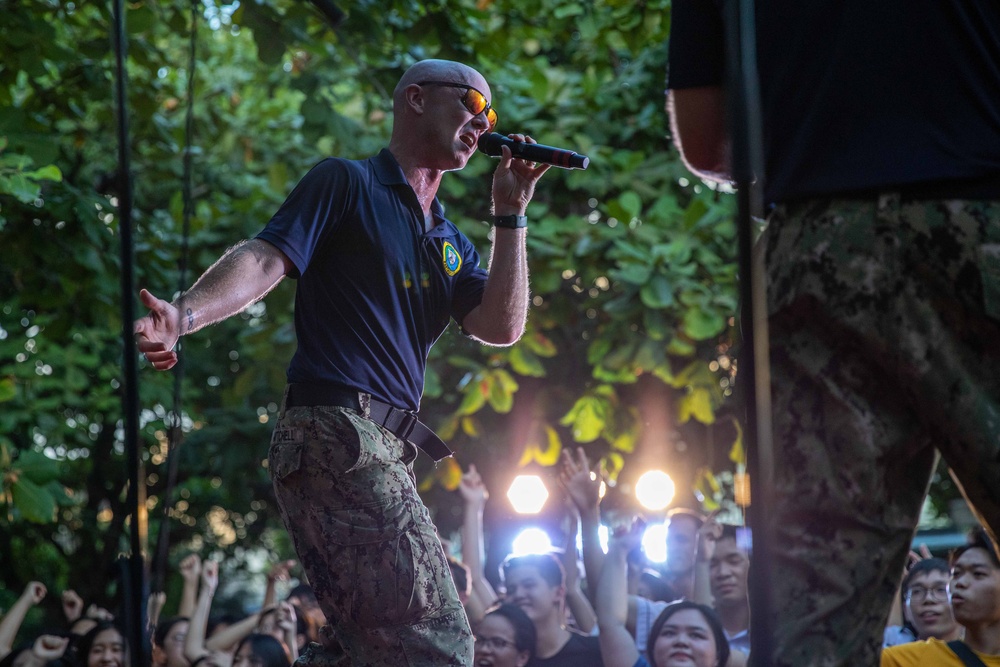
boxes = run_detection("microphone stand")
[112,0,149,664]
[723,0,774,664]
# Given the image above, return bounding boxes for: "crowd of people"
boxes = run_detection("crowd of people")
[4,451,996,667]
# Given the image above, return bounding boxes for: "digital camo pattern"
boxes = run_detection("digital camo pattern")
[761,195,1000,666]
[269,403,473,667]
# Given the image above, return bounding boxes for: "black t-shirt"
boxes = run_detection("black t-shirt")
[667,0,1000,204]
[527,632,604,667]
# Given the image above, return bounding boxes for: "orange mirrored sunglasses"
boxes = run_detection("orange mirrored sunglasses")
[418,80,498,131]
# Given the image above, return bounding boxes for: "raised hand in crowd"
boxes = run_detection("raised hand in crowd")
[560,447,605,598]
[148,591,167,633]
[561,501,597,633]
[179,554,203,618]
[263,560,297,611]
[61,589,84,625]
[20,635,70,667]
[693,509,722,606]
[274,601,299,662]
[186,559,222,666]
[0,581,47,660]
[458,464,499,624]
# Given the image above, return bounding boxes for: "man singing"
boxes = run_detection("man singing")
[134,59,551,666]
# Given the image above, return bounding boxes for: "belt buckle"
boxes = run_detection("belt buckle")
[395,410,417,441]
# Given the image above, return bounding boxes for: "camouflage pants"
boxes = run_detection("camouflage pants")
[761,194,1000,667]
[268,398,473,667]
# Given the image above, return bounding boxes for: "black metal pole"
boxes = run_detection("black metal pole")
[723,0,774,664]
[112,0,150,663]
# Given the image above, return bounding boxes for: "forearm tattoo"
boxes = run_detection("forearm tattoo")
[186,307,194,332]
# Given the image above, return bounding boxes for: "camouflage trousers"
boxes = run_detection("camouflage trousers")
[268,398,473,667]
[761,194,1000,666]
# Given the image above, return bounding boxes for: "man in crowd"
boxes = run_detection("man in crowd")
[885,558,963,647]
[694,522,750,655]
[882,531,1000,665]
[135,58,552,666]
[667,0,1000,663]
[502,554,603,667]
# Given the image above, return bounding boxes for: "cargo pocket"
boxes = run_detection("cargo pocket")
[327,496,433,628]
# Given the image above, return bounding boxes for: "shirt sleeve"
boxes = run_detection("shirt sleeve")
[667,0,726,90]
[255,158,354,278]
[449,232,489,329]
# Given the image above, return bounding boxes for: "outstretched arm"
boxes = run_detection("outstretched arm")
[462,136,550,346]
[0,582,46,659]
[596,529,642,667]
[184,561,217,665]
[458,465,499,613]
[559,448,605,600]
[134,238,294,370]
[178,554,202,619]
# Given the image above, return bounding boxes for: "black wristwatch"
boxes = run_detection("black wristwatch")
[493,214,528,229]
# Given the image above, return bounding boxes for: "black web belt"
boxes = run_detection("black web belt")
[284,382,453,461]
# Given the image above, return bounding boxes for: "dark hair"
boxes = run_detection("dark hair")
[448,557,471,597]
[153,617,189,648]
[638,570,677,603]
[76,621,128,667]
[207,614,241,638]
[647,601,729,667]
[952,528,1000,569]
[286,584,316,605]
[234,633,291,667]
[483,604,536,657]
[902,558,950,595]
[666,507,705,531]
[502,553,565,589]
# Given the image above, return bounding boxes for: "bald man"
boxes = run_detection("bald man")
[134,59,551,666]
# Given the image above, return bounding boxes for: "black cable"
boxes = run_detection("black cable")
[112,0,150,663]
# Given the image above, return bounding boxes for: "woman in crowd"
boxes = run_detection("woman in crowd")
[473,604,535,667]
[231,635,289,667]
[75,622,127,667]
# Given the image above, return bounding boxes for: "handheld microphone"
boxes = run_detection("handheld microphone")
[478,132,590,170]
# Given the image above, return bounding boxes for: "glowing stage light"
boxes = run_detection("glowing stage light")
[507,474,549,514]
[641,522,668,564]
[635,469,675,511]
[511,527,553,557]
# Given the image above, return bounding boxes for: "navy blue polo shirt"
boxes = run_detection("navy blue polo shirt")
[667,0,1000,204]
[256,149,488,411]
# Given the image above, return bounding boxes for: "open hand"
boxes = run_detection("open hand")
[134,288,181,370]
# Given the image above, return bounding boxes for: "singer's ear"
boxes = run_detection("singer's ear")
[402,83,426,117]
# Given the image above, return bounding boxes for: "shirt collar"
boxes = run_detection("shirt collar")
[372,147,448,225]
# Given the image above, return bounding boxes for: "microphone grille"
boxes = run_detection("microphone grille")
[477,132,505,157]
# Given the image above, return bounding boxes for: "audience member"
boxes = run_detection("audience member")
[473,604,536,667]
[882,530,1000,665]
[693,520,750,655]
[75,622,127,667]
[502,553,603,667]
[0,583,47,661]
[232,635,289,667]
[459,465,501,626]
[663,508,705,602]
[152,617,191,667]
[885,558,962,647]
[596,523,735,667]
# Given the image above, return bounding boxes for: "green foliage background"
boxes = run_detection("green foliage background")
[0,0,763,619]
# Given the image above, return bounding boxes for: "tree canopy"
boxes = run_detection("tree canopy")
[0,0,755,615]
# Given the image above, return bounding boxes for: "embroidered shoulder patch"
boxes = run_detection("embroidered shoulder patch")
[442,241,462,276]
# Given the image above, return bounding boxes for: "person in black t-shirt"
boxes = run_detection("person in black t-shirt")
[667,1,1000,665]
[501,554,604,667]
